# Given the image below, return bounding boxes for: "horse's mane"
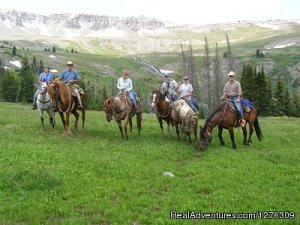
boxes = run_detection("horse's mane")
[152,89,165,101]
[204,101,227,128]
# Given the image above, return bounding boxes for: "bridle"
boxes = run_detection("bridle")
[151,91,171,118]
[37,83,51,104]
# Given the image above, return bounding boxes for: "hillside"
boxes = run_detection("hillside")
[0,10,300,106]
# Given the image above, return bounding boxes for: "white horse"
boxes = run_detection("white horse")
[36,82,55,129]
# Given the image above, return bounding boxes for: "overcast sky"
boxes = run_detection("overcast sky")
[1,0,299,25]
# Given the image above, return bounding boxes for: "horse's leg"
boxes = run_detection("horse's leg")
[72,110,79,130]
[40,110,45,130]
[124,117,130,141]
[242,126,248,145]
[47,110,54,128]
[228,126,236,149]
[248,122,254,145]
[158,116,163,136]
[218,127,225,146]
[117,121,124,139]
[175,123,180,141]
[129,117,132,134]
[194,126,197,141]
[66,112,72,135]
[188,133,191,144]
[136,113,142,136]
[81,109,86,130]
[59,111,67,135]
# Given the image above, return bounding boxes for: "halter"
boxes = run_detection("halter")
[37,83,51,104]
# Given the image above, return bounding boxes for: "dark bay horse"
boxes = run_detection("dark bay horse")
[48,78,86,135]
[199,100,263,150]
[151,90,173,136]
[102,92,142,140]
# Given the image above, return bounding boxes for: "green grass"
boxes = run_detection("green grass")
[0,102,299,225]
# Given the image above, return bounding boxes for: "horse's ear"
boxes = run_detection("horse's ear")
[107,100,110,104]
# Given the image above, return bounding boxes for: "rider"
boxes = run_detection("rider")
[220,71,246,127]
[117,69,139,113]
[161,74,178,102]
[32,65,53,110]
[179,75,199,113]
[59,61,84,108]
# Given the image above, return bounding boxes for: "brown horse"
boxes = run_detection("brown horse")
[150,90,173,136]
[48,78,86,135]
[102,92,142,140]
[199,100,263,150]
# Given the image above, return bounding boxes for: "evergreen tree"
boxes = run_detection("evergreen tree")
[102,85,108,101]
[273,77,286,116]
[0,70,19,102]
[31,56,37,73]
[38,60,44,74]
[18,56,35,103]
[12,46,17,56]
[284,87,292,116]
[241,63,254,101]
[52,46,56,53]
[0,59,5,78]
[291,93,300,117]
[254,67,271,116]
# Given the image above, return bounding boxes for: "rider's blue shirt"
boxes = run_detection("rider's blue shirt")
[39,72,53,82]
[60,69,80,83]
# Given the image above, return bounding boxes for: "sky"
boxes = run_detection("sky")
[1,0,299,25]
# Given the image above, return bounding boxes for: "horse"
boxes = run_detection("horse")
[150,90,173,136]
[199,100,263,150]
[102,91,142,140]
[36,82,55,130]
[171,99,198,143]
[48,78,86,135]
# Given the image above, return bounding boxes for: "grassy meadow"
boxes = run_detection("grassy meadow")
[0,102,299,224]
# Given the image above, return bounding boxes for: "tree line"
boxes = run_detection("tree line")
[180,35,300,118]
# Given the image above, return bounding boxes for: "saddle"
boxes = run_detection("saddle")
[69,84,84,96]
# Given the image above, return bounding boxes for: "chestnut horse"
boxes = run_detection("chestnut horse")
[199,100,263,150]
[48,78,86,135]
[102,92,142,140]
[150,90,173,136]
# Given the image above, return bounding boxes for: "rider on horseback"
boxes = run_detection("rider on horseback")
[178,75,199,113]
[220,71,246,127]
[117,69,140,113]
[59,61,84,108]
[161,74,178,102]
[32,65,53,110]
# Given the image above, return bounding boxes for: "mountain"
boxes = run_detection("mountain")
[0,10,166,37]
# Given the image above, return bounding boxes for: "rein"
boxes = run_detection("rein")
[152,93,171,118]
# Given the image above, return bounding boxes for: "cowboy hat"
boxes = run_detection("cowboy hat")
[228,71,236,76]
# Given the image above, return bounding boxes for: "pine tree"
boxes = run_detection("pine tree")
[0,70,19,102]
[0,59,5,78]
[241,63,254,101]
[38,60,44,74]
[18,57,35,103]
[284,87,292,116]
[31,56,37,73]
[291,93,300,117]
[52,46,56,53]
[273,77,286,116]
[12,46,17,56]
[254,67,271,115]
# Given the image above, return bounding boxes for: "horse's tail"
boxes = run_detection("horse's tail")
[254,117,263,141]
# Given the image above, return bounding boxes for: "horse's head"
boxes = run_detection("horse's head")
[151,90,165,109]
[47,82,59,110]
[102,98,113,122]
[39,82,48,95]
[199,125,212,150]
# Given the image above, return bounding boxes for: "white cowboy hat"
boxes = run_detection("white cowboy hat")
[228,71,236,76]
